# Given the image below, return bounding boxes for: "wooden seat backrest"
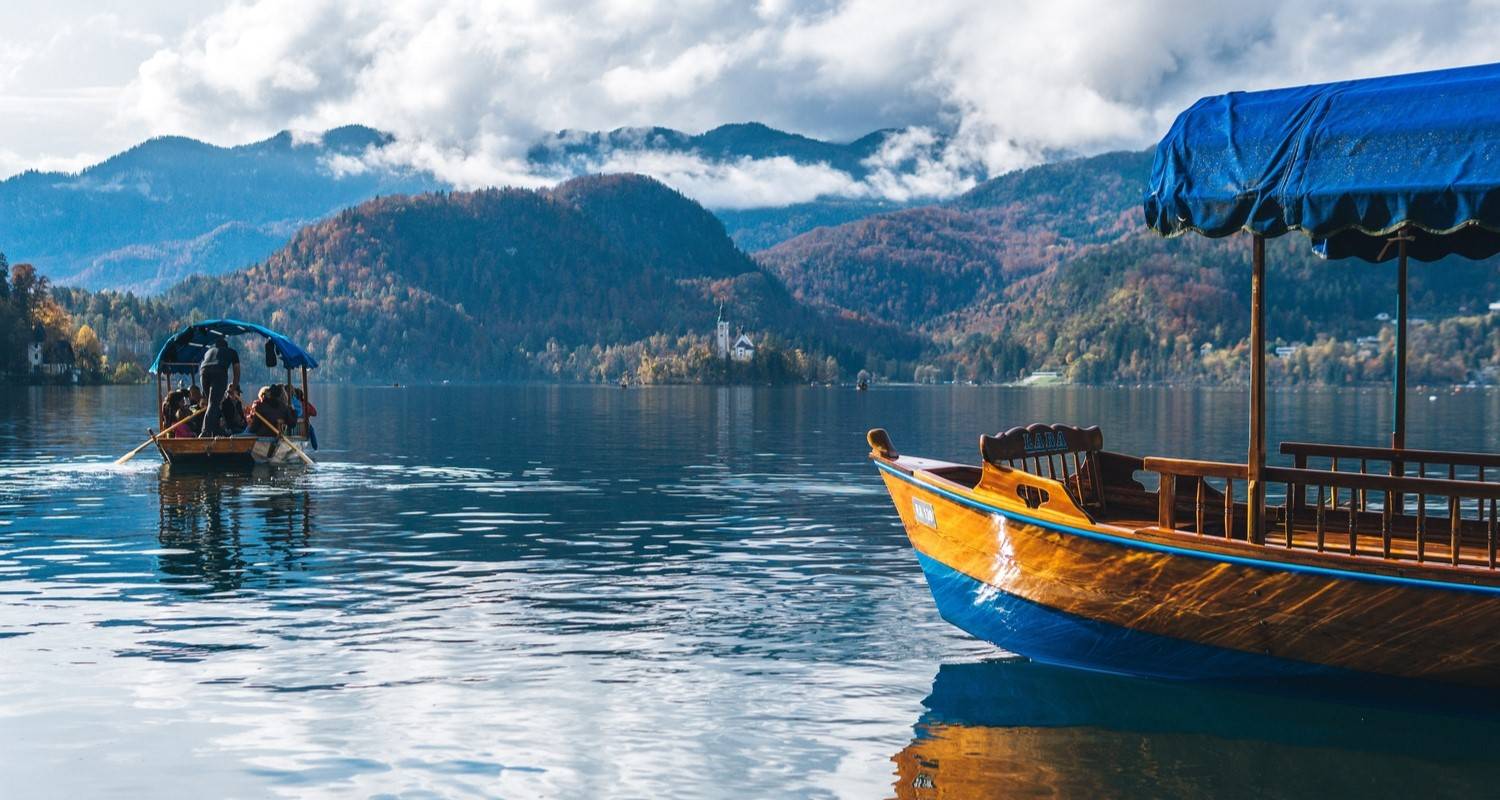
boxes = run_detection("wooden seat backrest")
[981,423,1107,510]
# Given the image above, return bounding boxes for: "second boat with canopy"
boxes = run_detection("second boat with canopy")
[871,62,1500,687]
[121,319,318,467]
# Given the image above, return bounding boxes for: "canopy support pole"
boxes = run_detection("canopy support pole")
[301,366,310,437]
[1393,235,1408,449]
[1391,232,1410,510]
[1247,234,1267,543]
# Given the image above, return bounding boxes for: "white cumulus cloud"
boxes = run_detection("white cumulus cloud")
[8,0,1500,204]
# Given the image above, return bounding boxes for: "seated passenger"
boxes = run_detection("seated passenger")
[293,387,316,420]
[247,385,295,436]
[160,389,187,432]
[221,383,248,435]
[281,384,300,432]
[185,385,205,435]
[293,387,318,449]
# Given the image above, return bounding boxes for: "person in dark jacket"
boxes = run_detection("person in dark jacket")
[221,383,248,435]
[247,385,295,436]
[160,389,189,434]
[198,335,241,437]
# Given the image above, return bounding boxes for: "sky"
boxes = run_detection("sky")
[4,0,1500,204]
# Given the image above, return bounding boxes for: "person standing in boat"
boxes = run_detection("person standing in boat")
[198,335,241,437]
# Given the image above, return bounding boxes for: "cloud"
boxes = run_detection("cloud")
[587,150,862,208]
[0,147,100,178]
[44,0,1500,203]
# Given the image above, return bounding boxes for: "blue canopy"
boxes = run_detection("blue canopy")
[1145,62,1500,261]
[149,318,318,375]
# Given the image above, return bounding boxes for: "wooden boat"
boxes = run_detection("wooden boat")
[154,434,311,467]
[873,64,1500,687]
[143,319,318,468]
[872,426,1500,686]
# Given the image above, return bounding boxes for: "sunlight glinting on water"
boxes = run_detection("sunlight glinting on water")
[4,384,1500,797]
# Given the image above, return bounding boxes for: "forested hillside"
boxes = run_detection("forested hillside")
[0,252,161,383]
[155,175,914,382]
[757,149,1500,385]
[756,150,1150,329]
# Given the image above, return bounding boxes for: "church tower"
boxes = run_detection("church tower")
[715,303,731,358]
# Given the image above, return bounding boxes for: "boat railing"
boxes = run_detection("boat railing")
[1143,457,1247,540]
[1280,441,1500,501]
[1265,466,1500,568]
[1147,454,1500,569]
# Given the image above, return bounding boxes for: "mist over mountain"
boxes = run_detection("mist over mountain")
[0,122,982,294]
[0,126,440,293]
[528,122,923,182]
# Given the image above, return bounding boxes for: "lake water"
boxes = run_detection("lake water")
[2,383,1499,798]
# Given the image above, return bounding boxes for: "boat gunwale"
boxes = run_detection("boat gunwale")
[874,456,1500,595]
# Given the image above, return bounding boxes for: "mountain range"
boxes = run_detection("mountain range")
[0,126,436,293]
[0,123,963,293]
[24,132,1500,386]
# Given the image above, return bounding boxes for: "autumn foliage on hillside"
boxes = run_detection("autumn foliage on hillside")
[759,148,1500,385]
[157,175,914,382]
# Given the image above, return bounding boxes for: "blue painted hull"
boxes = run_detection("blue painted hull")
[913,550,1339,682]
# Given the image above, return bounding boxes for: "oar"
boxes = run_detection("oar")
[250,409,316,466]
[114,406,205,465]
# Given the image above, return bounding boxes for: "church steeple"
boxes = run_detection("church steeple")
[715,302,732,358]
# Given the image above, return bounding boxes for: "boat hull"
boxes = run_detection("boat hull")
[912,549,1336,680]
[158,435,310,467]
[877,461,1500,686]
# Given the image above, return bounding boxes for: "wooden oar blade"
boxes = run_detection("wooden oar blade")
[250,409,315,466]
[112,407,205,465]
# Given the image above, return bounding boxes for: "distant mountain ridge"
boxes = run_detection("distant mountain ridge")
[0,125,439,293]
[528,122,912,180]
[1,122,974,293]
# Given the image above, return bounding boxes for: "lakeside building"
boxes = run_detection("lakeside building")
[1018,370,1063,386]
[24,324,79,383]
[714,304,755,363]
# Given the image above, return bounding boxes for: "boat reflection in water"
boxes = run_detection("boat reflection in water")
[892,660,1500,799]
[155,464,313,594]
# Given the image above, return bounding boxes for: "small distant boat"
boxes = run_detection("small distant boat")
[856,369,871,391]
[139,319,318,468]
